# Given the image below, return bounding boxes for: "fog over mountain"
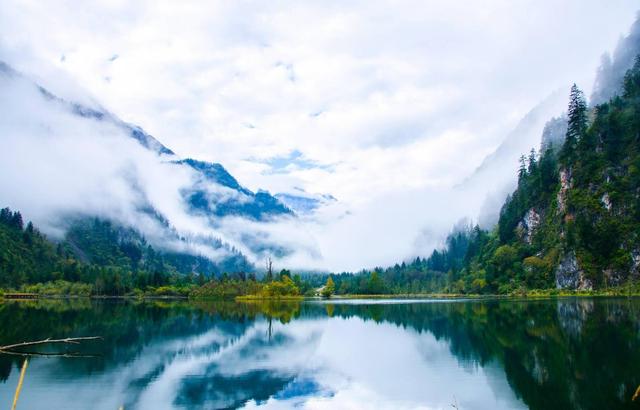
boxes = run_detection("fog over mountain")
[591,15,640,105]
[460,88,568,228]
[0,62,317,269]
[1,2,639,272]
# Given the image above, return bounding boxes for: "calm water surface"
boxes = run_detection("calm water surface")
[0,298,639,410]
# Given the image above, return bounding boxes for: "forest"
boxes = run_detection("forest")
[2,58,640,297]
[330,57,640,295]
[0,210,318,297]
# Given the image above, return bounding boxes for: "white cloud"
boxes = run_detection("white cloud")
[8,313,525,409]
[0,0,638,271]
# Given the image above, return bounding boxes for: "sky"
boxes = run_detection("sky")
[1,1,639,271]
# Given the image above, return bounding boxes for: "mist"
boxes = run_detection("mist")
[1,2,639,273]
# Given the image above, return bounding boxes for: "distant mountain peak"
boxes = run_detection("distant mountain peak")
[0,60,299,270]
[275,190,337,215]
[1,60,175,156]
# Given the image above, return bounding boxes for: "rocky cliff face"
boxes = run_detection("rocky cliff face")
[555,251,593,290]
[600,192,612,211]
[557,168,571,215]
[517,208,541,245]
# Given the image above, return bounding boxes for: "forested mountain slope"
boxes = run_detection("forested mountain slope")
[0,207,250,293]
[333,58,640,294]
[0,61,298,275]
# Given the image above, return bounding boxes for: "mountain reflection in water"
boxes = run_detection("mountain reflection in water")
[0,298,639,410]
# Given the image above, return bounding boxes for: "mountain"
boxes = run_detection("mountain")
[2,61,291,222]
[463,15,640,229]
[459,88,568,227]
[178,159,292,221]
[0,61,295,273]
[0,206,251,292]
[340,58,640,294]
[475,67,640,291]
[591,15,640,105]
[274,188,337,215]
[0,62,175,157]
[336,15,640,294]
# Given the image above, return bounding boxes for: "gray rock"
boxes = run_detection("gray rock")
[557,169,571,214]
[555,251,593,290]
[517,208,541,244]
[601,192,612,211]
[603,268,624,287]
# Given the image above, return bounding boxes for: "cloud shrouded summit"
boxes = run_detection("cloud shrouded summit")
[0,1,638,271]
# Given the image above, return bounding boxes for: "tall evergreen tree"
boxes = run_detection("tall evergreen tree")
[560,84,587,165]
[518,155,527,182]
[527,149,537,174]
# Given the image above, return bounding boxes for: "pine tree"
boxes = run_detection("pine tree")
[518,155,527,179]
[527,148,537,174]
[368,271,385,294]
[538,144,558,200]
[0,208,10,225]
[10,211,23,230]
[623,55,640,99]
[560,84,587,165]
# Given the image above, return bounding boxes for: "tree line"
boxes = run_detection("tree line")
[327,56,640,295]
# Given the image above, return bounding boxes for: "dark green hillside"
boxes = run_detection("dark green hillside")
[0,209,249,294]
[333,58,640,295]
[0,208,63,287]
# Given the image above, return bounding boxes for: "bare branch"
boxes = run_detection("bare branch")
[0,350,101,358]
[0,336,102,352]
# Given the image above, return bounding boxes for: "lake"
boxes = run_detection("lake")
[0,298,639,409]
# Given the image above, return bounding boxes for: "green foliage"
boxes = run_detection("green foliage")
[22,280,93,296]
[3,56,640,297]
[191,274,307,300]
[321,276,335,298]
[333,56,640,295]
[190,278,263,299]
[367,271,386,294]
[262,275,300,297]
[560,84,588,165]
[0,207,319,299]
[0,209,253,296]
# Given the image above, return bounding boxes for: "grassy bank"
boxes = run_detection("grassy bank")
[4,282,640,302]
[235,295,304,301]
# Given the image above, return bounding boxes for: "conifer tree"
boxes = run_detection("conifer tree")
[10,211,23,230]
[527,148,537,174]
[518,155,527,181]
[560,84,587,165]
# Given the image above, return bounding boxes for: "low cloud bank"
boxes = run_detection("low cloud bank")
[0,61,563,273]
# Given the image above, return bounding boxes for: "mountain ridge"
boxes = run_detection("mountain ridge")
[0,60,296,272]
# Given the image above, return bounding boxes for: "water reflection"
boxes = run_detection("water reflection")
[0,298,638,409]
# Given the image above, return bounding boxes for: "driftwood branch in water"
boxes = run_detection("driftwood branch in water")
[0,349,101,358]
[0,336,102,352]
[11,358,28,410]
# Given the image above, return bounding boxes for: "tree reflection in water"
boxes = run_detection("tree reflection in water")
[0,298,638,410]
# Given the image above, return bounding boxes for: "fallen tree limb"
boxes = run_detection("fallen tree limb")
[0,349,101,358]
[0,336,102,352]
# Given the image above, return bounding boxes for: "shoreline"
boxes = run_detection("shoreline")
[2,291,640,302]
